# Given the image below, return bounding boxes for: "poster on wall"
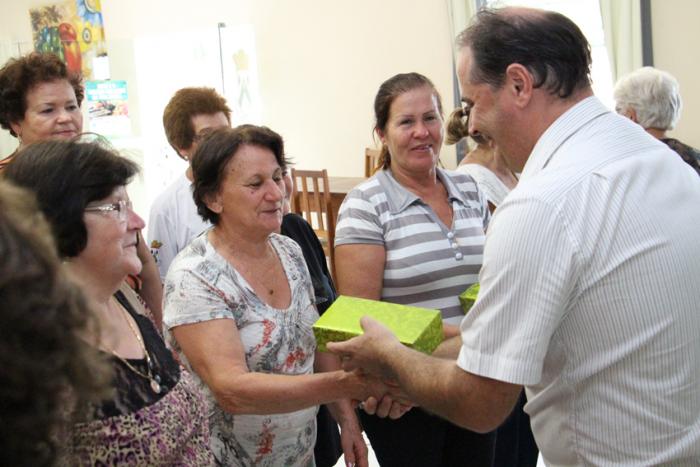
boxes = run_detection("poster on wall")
[30,0,109,80]
[85,80,130,137]
[219,25,263,125]
[132,24,263,199]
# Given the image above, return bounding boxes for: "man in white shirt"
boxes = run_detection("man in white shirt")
[329,7,700,465]
[148,87,231,280]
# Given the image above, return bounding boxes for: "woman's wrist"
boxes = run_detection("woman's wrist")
[328,398,360,426]
[336,369,367,402]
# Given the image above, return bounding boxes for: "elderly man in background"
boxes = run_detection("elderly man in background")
[329,7,700,466]
[614,66,700,175]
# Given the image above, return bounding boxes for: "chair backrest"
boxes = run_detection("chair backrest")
[365,147,381,177]
[290,168,336,280]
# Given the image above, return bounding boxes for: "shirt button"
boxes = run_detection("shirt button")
[447,231,455,239]
[455,252,463,260]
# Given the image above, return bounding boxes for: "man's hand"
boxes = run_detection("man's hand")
[327,316,403,379]
[350,370,414,419]
[360,395,413,419]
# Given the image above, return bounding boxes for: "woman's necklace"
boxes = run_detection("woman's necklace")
[227,237,278,296]
[105,299,162,394]
[259,242,280,296]
[210,228,282,297]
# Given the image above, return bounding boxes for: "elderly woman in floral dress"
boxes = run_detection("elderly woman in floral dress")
[163,125,399,466]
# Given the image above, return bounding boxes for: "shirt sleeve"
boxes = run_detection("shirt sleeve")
[457,195,580,385]
[478,183,491,231]
[148,202,179,281]
[163,265,238,330]
[334,188,385,247]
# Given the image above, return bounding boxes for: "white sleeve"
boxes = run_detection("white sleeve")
[163,264,238,330]
[147,202,179,281]
[457,196,580,385]
[478,182,491,231]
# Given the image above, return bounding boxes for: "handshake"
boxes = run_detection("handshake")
[328,316,421,420]
[317,295,449,419]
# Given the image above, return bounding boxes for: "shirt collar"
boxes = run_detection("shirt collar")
[377,167,468,214]
[519,96,611,182]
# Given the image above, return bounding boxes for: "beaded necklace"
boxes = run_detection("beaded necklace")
[105,299,162,394]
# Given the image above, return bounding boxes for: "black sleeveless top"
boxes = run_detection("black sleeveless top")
[91,291,180,419]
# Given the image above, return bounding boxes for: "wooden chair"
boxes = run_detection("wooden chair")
[365,147,381,177]
[290,168,336,281]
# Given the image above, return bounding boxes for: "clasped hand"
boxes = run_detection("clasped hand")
[329,316,414,419]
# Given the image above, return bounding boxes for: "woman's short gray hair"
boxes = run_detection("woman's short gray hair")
[613,67,682,131]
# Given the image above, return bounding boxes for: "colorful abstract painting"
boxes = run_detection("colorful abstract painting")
[30,0,108,79]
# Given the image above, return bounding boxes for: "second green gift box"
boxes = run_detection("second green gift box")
[458,282,480,315]
[313,295,443,354]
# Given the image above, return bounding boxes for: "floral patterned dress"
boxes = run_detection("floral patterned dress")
[164,233,319,467]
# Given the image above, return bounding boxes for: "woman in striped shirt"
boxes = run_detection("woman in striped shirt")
[334,72,494,467]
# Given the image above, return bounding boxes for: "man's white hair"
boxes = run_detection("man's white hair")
[613,66,682,131]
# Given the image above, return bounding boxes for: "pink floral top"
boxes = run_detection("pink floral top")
[163,233,319,466]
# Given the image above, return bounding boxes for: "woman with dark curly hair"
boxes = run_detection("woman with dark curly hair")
[0,53,164,325]
[4,140,214,465]
[0,52,83,169]
[0,180,109,466]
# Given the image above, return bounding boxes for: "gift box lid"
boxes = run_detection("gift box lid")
[313,295,443,354]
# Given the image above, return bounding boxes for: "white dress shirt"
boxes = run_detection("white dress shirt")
[458,97,700,465]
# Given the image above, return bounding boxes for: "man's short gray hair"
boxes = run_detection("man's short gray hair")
[613,67,682,131]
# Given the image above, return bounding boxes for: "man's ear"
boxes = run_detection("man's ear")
[504,63,533,108]
[626,108,639,123]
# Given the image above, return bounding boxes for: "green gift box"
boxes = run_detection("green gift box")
[313,295,443,354]
[458,283,480,314]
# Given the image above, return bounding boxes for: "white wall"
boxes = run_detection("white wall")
[1,0,456,174]
[0,0,457,225]
[247,1,457,173]
[651,0,700,149]
[4,1,698,179]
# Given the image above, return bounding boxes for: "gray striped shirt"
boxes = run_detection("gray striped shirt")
[335,168,489,322]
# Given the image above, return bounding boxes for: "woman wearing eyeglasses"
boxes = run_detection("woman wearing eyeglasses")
[0,53,163,327]
[4,140,214,465]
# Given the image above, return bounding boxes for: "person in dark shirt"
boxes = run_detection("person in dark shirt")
[280,170,343,467]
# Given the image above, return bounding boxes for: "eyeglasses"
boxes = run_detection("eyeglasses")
[84,199,133,222]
